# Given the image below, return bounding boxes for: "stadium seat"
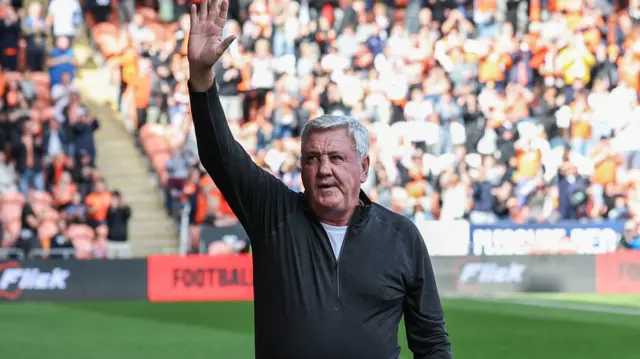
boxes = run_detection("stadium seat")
[146,21,168,42]
[38,221,58,243]
[67,224,96,259]
[40,106,56,122]
[142,135,171,156]
[1,192,25,222]
[4,219,21,244]
[31,191,53,206]
[136,7,158,22]
[4,71,21,83]
[31,72,50,87]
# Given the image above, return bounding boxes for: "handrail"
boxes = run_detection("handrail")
[179,204,191,255]
[0,248,25,260]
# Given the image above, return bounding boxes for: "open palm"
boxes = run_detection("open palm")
[188,0,235,68]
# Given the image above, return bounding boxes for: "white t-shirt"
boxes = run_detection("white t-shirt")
[321,223,347,259]
[48,0,81,37]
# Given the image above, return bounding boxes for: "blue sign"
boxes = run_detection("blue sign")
[470,221,625,256]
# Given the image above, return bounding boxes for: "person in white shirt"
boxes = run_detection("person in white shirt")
[47,0,82,42]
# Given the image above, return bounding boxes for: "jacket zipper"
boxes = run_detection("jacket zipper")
[334,222,353,300]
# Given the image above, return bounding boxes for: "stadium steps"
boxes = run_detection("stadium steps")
[75,70,180,256]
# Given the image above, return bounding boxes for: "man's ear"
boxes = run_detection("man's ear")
[360,155,370,183]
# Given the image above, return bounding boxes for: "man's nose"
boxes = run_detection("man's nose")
[318,158,332,176]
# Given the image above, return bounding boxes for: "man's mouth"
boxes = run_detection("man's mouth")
[318,184,334,189]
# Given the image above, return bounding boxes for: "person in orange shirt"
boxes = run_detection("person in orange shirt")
[116,39,139,112]
[590,135,622,209]
[85,179,113,229]
[53,171,77,210]
[133,59,153,131]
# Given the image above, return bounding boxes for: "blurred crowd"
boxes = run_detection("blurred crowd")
[0,0,131,259]
[89,0,640,251]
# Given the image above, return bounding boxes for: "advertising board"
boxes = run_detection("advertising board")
[470,222,623,256]
[147,254,253,302]
[431,254,596,295]
[596,251,640,293]
[415,220,471,256]
[0,259,148,301]
[198,223,250,254]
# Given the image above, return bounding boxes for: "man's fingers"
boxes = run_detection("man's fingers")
[208,0,219,22]
[219,36,236,54]
[190,4,198,26]
[216,0,228,28]
[199,0,208,22]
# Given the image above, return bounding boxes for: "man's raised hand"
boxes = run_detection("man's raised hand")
[187,0,236,92]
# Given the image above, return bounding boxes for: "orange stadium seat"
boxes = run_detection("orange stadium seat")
[31,72,50,87]
[1,191,25,222]
[150,151,171,175]
[67,224,95,259]
[31,190,53,206]
[136,7,158,22]
[142,135,171,156]
[4,71,21,83]
[146,22,168,42]
[40,107,55,122]
[38,221,58,243]
[42,207,60,222]
[4,219,21,244]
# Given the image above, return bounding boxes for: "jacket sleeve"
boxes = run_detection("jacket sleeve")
[404,226,452,359]
[188,82,299,245]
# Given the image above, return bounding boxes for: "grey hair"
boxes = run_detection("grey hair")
[300,115,370,160]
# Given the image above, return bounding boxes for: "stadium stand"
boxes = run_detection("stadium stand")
[0,0,134,259]
[88,0,640,252]
[36,0,640,254]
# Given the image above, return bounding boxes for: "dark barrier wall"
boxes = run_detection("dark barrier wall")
[596,251,640,294]
[0,259,148,302]
[431,255,597,296]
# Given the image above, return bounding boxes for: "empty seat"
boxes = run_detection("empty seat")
[38,220,58,243]
[67,224,96,260]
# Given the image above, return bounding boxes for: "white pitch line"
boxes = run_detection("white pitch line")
[476,297,640,316]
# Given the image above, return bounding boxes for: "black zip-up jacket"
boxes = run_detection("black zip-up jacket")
[189,83,452,359]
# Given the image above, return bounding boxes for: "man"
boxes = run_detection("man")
[187,1,452,358]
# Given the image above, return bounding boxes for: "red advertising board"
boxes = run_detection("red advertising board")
[596,251,640,294]
[147,255,253,302]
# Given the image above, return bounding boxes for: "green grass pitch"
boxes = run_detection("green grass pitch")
[1,295,639,359]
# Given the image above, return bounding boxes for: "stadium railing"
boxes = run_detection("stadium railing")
[179,204,191,255]
[0,248,25,260]
[0,246,180,260]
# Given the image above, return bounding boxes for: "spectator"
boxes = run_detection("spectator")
[106,190,132,257]
[165,147,191,215]
[52,171,76,210]
[49,219,75,259]
[73,151,95,197]
[15,192,40,257]
[47,36,76,87]
[71,108,100,166]
[46,0,82,43]
[85,179,111,229]
[14,121,45,194]
[90,0,640,253]
[64,191,87,224]
[43,119,70,159]
[19,70,37,103]
[87,0,112,24]
[22,2,48,71]
[0,151,17,194]
[0,4,20,71]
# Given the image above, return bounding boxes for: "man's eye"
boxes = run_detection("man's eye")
[331,156,343,162]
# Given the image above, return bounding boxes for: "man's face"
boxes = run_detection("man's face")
[301,128,369,223]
